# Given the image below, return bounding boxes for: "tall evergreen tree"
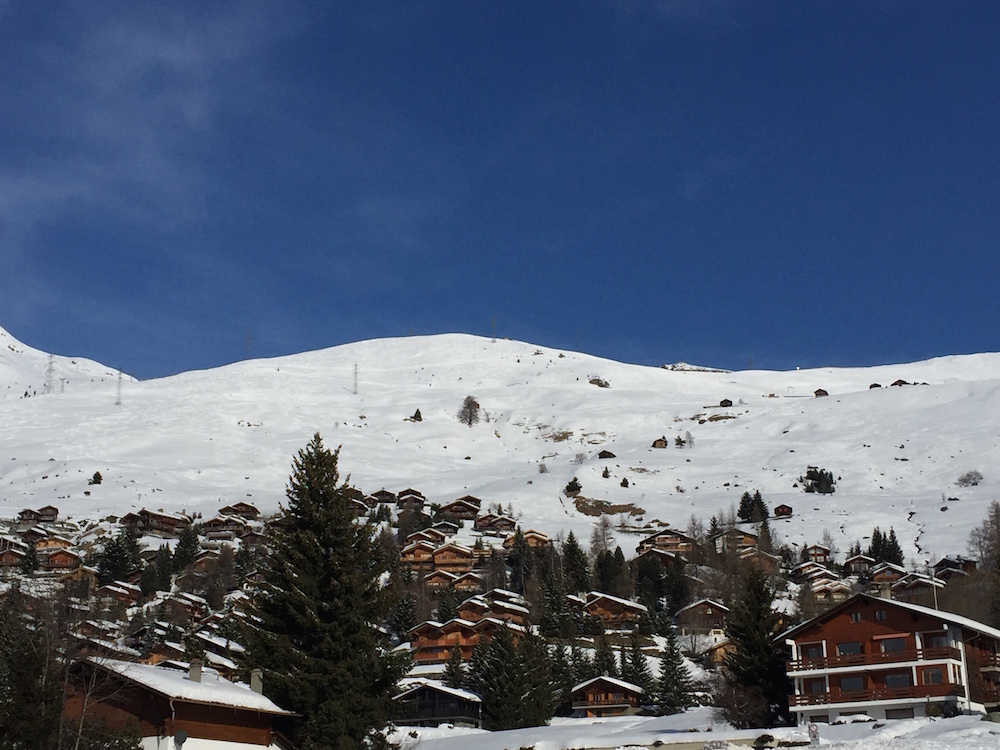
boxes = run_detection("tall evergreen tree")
[716,568,791,728]
[656,627,693,714]
[242,434,409,749]
[442,646,465,689]
[172,524,201,571]
[593,632,619,678]
[507,528,533,594]
[621,629,653,693]
[0,587,62,749]
[97,529,142,584]
[561,531,591,594]
[570,642,593,685]
[466,625,553,730]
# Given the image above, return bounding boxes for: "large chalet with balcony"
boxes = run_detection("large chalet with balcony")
[784,593,1000,723]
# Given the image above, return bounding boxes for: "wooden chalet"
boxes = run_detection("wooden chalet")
[740,546,782,574]
[891,573,946,604]
[393,680,482,728]
[503,529,550,549]
[713,528,758,554]
[633,547,679,571]
[674,598,729,634]
[40,548,81,571]
[869,562,908,588]
[202,515,250,539]
[240,531,269,548]
[431,543,475,575]
[436,498,479,521]
[635,528,695,556]
[597,449,616,459]
[571,676,644,717]
[17,508,42,526]
[583,592,648,630]
[933,556,977,577]
[217,501,260,520]
[774,504,793,518]
[814,388,829,397]
[473,513,516,534]
[430,520,460,537]
[38,505,59,523]
[423,569,458,590]
[97,582,142,606]
[452,572,484,592]
[845,554,876,576]
[719,398,733,408]
[805,544,832,564]
[0,547,28,568]
[370,489,397,505]
[785,593,1000,723]
[810,579,854,605]
[19,526,48,546]
[409,617,517,664]
[65,658,294,747]
[123,508,191,537]
[400,540,435,570]
[406,528,447,546]
[651,436,668,449]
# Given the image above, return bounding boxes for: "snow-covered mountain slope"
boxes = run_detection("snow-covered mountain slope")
[1,324,997,566]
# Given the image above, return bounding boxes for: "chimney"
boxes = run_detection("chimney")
[188,658,202,683]
[878,582,892,600]
[251,668,263,694]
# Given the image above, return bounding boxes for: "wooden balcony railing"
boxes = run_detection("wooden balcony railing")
[788,647,960,672]
[572,698,636,709]
[789,683,963,707]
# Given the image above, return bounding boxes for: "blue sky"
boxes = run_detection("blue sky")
[1,1,997,379]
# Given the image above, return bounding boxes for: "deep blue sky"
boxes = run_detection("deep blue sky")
[2,1,997,379]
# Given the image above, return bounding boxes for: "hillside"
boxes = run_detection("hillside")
[1,324,998,566]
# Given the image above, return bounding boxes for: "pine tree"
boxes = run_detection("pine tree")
[593,632,619,678]
[716,568,791,728]
[562,531,591,594]
[737,491,754,523]
[507,528,533,594]
[172,524,201,571]
[442,646,465,689]
[242,434,409,749]
[656,627,693,714]
[621,629,653,693]
[457,395,480,427]
[550,643,575,713]
[0,587,62,748]
[21,543,39,573]
[467,625,553,730]
[97,529,142,584]
[886,528,904,566]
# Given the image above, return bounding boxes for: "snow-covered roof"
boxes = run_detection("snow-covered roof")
[395,678,481,704]
[585,591,649,612]
[572,675,644,695]
[88,658,294,714]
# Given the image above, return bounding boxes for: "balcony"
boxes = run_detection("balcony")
[788,647,960,672]
[980,654,1000,673]
[790,683,963,707]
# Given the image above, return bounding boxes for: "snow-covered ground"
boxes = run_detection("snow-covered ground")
[2,324,999,566]
[390,708,1000,750]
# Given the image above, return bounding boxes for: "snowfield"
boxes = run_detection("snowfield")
[390,708,1000,750]
[2,324,999,566]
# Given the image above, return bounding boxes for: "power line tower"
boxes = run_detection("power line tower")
[43,355,55,394]
[353,362,358,395]
[59,377,68,393]
[115,370,123,406]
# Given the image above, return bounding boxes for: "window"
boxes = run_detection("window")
[875,610,886,621]
[803,643,824,659]
[850,612,862,623]
[839,676,864,692]
[884,672,911,688]
[923,667,943,685]
[886,707,915,720]
[926,634,948,649]
[806,678,826,694]
[882,637,906,653]
[837,641,862,656]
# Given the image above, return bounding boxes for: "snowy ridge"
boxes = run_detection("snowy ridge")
[1,324,999,567]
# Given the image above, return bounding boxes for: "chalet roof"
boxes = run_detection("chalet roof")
[870,561,908,575]
[805,543,831,552]
[845,554,876,564]
[783,593,1000,643]
[394,679,481,704]
[454,494,482,506]
[87,658,294,714]
[572,675,644,695]
[674,598,729,616]
[585,591,649,613]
